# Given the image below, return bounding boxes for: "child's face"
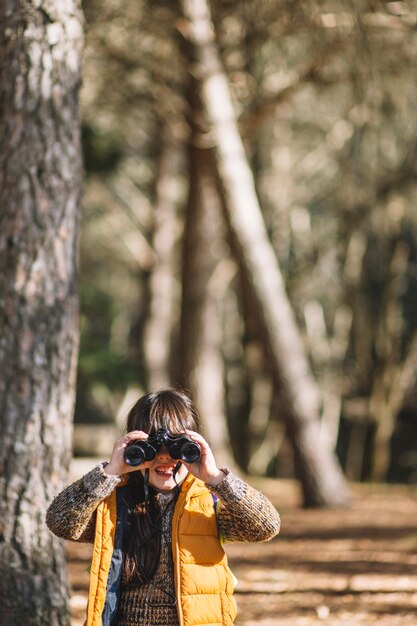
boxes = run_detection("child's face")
[142,444,189,491]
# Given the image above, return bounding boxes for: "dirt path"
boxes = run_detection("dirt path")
[67,479,417,625]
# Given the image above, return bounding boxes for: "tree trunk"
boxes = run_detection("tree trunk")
[0,2,83,623]
[179,84,235,467]
[369,330,417,482]
[144,129,182,390]
[180,0,350,507]
[368,241,413,481]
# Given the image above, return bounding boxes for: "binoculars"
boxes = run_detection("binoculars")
[124,428,201,467]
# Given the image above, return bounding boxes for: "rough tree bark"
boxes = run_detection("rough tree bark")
[179,0,350,507]
[0,1,83,624]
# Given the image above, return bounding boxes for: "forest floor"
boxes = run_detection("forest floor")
[67,477,417,626]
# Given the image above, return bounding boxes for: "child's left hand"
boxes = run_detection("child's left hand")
[182,430,225,486]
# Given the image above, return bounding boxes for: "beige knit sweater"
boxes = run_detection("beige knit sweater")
[46,466,280,626]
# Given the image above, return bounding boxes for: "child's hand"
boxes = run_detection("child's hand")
[104,431,152,476]
[182,430,225,486]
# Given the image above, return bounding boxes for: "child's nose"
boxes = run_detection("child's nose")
[156,445,170,459]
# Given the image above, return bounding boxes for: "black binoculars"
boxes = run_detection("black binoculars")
[124,428,201,467]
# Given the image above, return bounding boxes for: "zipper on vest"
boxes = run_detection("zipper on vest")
[172,474,194,626]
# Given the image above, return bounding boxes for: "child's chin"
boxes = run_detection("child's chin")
[152,476,175,490]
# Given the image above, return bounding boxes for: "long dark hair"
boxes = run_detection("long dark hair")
[122,389,200,586]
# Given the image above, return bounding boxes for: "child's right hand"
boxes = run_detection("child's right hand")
[104,430,151,476]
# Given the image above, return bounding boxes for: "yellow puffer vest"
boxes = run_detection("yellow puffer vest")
[84,473,237,626]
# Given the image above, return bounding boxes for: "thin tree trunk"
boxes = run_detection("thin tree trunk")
[144,129,182,390]
[368,241,412,481]
[179,84,235,466]
[389,330,417,420]
[0,2,83,623]
[369,330,417,482]
[180,0,350,507]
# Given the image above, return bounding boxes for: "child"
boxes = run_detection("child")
[46,389,280,626]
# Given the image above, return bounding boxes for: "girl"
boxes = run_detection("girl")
[46,389,280,626]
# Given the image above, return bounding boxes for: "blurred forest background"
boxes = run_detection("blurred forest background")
[76,0,417,487]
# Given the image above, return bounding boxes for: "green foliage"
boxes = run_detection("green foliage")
[75,283,143,423]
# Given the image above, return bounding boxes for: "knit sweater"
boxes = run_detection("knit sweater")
[116,488,178,626]
[46,465,280,626]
